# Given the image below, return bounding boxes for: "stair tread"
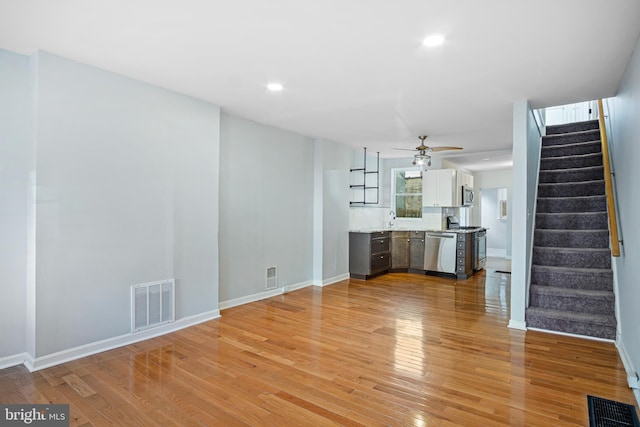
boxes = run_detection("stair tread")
[533,246,610,252]
[546,119,598,132]
[537,194,605,200]
[536,212,606,216]
[538,181,604,187]
[541,129,602,146]
[540,165,603,172]
[544,128,599,138]
[535,229,608,233]
[530,285,614,298]
[540,152,602,159]
[531,265,612,275]
[526,307,616,325]
[542,139,600,149]
[538,179,604,186]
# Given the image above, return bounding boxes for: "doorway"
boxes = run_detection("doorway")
[479,187,510,265]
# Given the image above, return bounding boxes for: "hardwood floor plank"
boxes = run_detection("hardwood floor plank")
[62,374,96,398]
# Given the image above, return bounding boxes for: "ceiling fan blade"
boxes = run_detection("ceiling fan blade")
[393,148,419,151]
[429,146,463,152]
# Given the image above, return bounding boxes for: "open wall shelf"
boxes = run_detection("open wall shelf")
[350,147,379,205]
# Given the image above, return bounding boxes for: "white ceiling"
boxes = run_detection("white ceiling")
[1,0,639,170]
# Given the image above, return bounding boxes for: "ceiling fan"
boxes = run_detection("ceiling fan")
[395,135,463,167]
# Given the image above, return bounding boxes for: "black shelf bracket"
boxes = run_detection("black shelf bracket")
[349,147,379,205]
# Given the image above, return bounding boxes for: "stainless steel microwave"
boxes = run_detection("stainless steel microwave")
[462,186,474,206]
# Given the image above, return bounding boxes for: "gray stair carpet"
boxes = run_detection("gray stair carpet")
[526,119,617,340]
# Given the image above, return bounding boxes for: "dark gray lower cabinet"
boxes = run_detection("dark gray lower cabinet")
[350,230,477,280]
[349,231,391,279]
[409,231,425,272]
[456,233,474,279]
[390,231,410,270]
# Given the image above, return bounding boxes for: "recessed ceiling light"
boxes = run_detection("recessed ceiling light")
[267,82,284,91]
[423,34,445,47]
[482,157,491,161]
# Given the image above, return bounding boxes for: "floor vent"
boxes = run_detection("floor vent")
[588,395,640,427]
[131,279,175,332]
[266,266,277,290]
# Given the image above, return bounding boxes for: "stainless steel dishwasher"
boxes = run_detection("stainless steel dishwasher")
[424,232,457,274]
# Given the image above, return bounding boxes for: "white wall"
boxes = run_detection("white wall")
[610,35,640,403]
[219,113,314,303]
[0,49,30,359]
[510,100,542,329]
[473,169,513,257]
[14,51,221,359]
[314,139,351,284]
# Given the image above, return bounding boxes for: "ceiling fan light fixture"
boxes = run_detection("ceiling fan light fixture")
[413,153,431,168]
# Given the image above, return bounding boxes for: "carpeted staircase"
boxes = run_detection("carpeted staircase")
[526,119,617,340]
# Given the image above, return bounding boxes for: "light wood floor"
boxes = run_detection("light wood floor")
[1,269,636,426]
[485,256,511,272]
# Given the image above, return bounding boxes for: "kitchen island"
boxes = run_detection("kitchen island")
[348,228,485,280]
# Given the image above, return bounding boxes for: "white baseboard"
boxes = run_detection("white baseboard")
[27,310,220,372]
[508,319,527,330]
[487,248,507,258]
[313,273,349,287]
[219,288,284,311]
[23,353,35,372]
[283,280,313,293]
[617,337,634,373]
[527,327,615,343]
[616,338,640,408]
[218,280,313,311]
[0,352,31,370]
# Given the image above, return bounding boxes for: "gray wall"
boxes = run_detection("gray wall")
[9,51,221,358]
[610,35,640,400]
[510,100,542,329]
[0,49,30,358]
[219,113,314,303]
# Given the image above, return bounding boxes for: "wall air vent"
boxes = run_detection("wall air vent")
[266,266,278,290]
[131,279,175,332]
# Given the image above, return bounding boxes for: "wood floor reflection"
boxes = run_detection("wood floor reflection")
[1,269,636,426]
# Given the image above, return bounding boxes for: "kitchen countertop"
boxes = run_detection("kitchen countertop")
[349,227,485,234]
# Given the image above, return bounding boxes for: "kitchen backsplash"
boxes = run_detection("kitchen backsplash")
[349,206,387,229]
[349,206,466,230]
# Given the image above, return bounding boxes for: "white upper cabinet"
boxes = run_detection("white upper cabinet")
[456,171,474,205]
[458,170,474,188]
[423,169,457,207]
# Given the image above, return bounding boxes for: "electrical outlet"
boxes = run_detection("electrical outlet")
[628,373,639,389]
